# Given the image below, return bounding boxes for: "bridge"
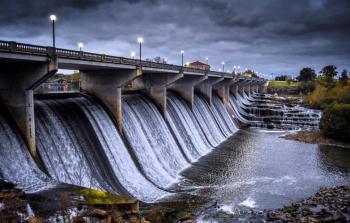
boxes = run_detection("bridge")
[0,40,267,157]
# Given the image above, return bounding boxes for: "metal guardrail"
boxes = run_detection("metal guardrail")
[0,40,267,82]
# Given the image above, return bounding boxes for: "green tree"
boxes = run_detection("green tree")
[321,65,337,79]
[275,75,288,81]
[297,67,316,82]
[320,65,337,88]
[339,69,349,86]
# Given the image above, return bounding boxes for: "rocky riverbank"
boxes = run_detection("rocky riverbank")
[266,186,350,222]
[197,185,350,222]
[0,180,150,223]
[281,130,350,148]
[2,179,349,222]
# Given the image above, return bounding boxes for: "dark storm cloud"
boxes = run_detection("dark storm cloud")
[0,0,349,76]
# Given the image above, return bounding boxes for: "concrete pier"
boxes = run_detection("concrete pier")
[80,68,142,133]
[0,60,57,157]
[196,76,224,105]
[169,74,208,109]
[142,72,184,118]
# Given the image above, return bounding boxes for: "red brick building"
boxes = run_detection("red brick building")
[188,61,210,71]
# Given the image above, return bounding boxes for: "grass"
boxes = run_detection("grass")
[268,81,300,87]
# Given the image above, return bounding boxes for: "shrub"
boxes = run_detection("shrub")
[306,81,350,108]
[320,103,350,142]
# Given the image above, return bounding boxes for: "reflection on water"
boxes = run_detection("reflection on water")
[163,129,350,219]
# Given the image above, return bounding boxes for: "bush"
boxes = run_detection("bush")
[320,103,350,142]
[306,80,350,108]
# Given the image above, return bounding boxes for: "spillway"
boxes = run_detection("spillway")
[167,92,212,162]
[193,94,226,146]
[35,95,166,201]
[212,94,238,135]
[0,106,53,192]
[122,94,189,188]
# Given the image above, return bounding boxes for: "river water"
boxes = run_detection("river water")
[157,128,350,221]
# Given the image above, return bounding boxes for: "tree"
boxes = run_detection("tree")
[321,65,337,79]
[297,67,316,82]
[320,65,337,88]
[339,69,349,86]
[243,69,259,78]
[275,75,288,81]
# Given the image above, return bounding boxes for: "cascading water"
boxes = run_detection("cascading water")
[0,106,53,192]
[35,96,166,201]
[122,94,189,188]
[211,94,238,135]
[167,92,212,162]
[193,94,226,146]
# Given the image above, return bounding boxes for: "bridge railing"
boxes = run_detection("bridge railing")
[0,40,244,78]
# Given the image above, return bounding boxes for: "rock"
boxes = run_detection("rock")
[28,216,44,223]
[177,217,196,223]
[111,209,124,221]
[72,216,87,223]
[89,208,109,218]
[140,217,151,223]
[307,216,319,223]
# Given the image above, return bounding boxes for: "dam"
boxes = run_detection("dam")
[0,40,349,221]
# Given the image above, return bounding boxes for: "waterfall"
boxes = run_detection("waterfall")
[35,96,166,201]
[212,94,238,135]
[0,106,53,192]
[122,94,189,188]
[193,94,226,146]
[167,92,212,162]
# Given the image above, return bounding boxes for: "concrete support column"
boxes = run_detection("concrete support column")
[213,78,234,106]
[143,72,184,119]
[195,76,224,105]
[229,82,239,98]
[0,61,57,157]
[169,74,207,109]
[80,68,142,133]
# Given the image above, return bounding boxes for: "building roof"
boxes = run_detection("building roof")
[189,61,208,66]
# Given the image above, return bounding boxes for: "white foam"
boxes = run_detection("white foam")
[239,197,257,208]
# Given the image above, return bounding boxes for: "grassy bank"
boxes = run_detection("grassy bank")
[268,81,300,87]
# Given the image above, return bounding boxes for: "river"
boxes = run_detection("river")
[151,128,350,222]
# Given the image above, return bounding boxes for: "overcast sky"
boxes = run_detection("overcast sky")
[1,0,349,78]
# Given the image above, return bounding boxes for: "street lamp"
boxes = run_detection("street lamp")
[164,58,168,63]
[50,14,57,48]
[181,50,185,66]
[137,37,143,61]
[78,42,84,51]
[131,51,135,59]
[206,57,209,65]
[222,61,225,72]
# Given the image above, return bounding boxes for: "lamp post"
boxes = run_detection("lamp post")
[78,42,84,51]
[137,37,143,61]
[131,51,135,59]
[181,50,184,67]
[206,57,209,65]
[50,15,57,48]
[222,61,225,72]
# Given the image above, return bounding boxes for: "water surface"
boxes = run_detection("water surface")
[161,128,350,220]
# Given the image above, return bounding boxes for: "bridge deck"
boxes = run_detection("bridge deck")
[0,40,229,77]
